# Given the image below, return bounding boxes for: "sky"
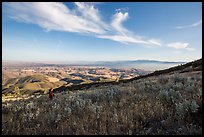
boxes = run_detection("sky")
[2,2,202,63]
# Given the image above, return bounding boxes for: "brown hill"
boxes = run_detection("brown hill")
[2,58,202,135]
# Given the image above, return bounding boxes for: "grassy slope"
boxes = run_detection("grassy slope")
[3,59,201,95]
[2,74,67,95]
[2,59,202,135]
[53,58,202,93]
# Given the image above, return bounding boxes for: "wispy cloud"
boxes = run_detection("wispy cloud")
[98,35,149,45]
[147,39,162,46]
[115,7,129,13]
[175,19,202,29]
[111,11,129,35]
[98,11,162,46]
[4,2,163,47]
[167,42,189,49]
[4,2,106,34]
[167,42,195,51]
[74,2,110,31]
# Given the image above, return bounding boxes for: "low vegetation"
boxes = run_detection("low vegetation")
[2,68,202,135]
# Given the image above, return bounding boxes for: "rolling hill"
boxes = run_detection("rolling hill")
[2,74,66,95]
[2,58,202,135]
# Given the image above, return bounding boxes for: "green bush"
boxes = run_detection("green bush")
[159,89,182,104]
[176,100,199,119]
[172,75,187,84]
[190,100,199,113]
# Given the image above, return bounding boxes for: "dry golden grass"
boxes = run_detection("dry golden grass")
[46,76,60,82]
[2,71,202,135]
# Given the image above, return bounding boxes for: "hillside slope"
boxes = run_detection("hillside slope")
[52,58,202,93]
[2,74,67,95]
[2,59,202,135]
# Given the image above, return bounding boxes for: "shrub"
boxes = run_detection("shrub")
[70,97,86,115]
[172,82,184,91]
[176,101,189,119]
[185,84,196,94]
[90,104,103,119]
[190,100,199,113]
[159,89,182,104]
[168,89,182,103]
[172,75,187,84]
[176,100,199,119]
[159,90,170,103]
[105,88,120,101]
[2,68,202,135]
[138,80,160,93]
[158,75,169,84]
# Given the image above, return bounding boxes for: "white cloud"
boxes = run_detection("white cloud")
[111,12,129,35]
[98,35,150,45]
[115,7,129,12]
[148,39,162,46]
[74,2,110,31]
[192,20,202,27]
[167,42,189,49]
[167,42,195,51]
[98,35,162,47]
[4,2,106,34]
[99,11,162,46]
[176,20,202,29]
[4,2,162,47]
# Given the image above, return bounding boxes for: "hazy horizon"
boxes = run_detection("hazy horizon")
[2,58,188,64]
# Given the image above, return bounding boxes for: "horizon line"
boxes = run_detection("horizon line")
[2,58,193,64]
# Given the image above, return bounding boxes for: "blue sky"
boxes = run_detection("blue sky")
[2,2,202,63]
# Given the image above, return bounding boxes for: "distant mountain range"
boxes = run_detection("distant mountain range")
[95,60,185,64]
[92,60,186,70]
[2,60,186,71]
